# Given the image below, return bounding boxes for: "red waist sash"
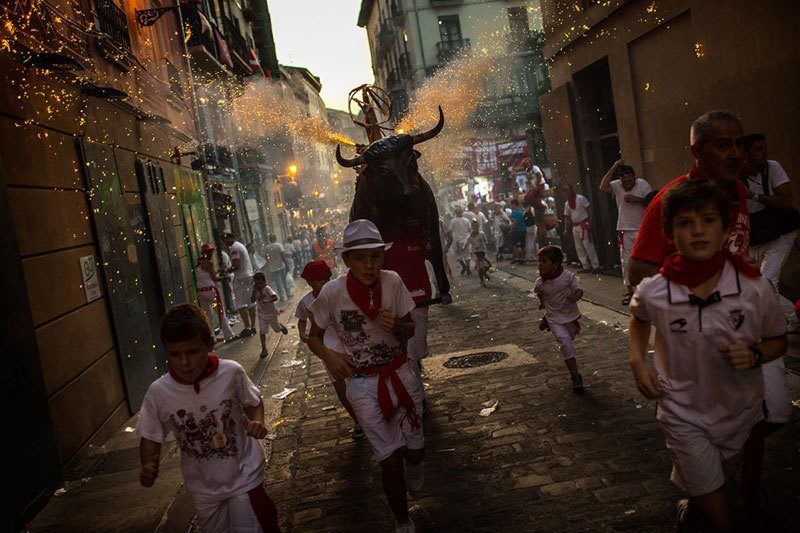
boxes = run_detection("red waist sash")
[357,354,421,429]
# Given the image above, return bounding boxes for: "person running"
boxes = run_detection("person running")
[223,232,257,337]
[314,226,337,271]
[137,304,279,532]
[563,184,601,273]
[599,159,652,303]
[467,219,491,287]
[263,234,291,303]
[307,220,423,533]
[508,198,528,264]
[195,243,235,343]
[251,272,288,358]
[534,245,585,392]
[296,260,363,439]
[447,206,472,275]
[628,180,787,531]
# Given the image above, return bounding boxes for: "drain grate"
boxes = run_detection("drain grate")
[443,351,508,369]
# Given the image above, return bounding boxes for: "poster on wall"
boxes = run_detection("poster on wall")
[79,254,102,303]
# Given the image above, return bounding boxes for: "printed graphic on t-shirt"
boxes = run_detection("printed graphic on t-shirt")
[338,310,402,367]
[728,309,745,331]
[168,398,239,459]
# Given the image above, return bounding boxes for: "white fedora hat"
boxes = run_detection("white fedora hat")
[335,219,392,254]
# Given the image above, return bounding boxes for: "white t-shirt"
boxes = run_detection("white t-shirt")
[629,261,785,438]
[564,195,591,224]
[253,285,278,317]
[448,216,472,244]
[196,267,215,289]
[610,178,652,230]
[296,291,342,351]
[467,231,488,253]
[136,359,264,504]
[309,270,416,369]
[463,210,488,231]
[744,160,791,214]
[292,239,302,252]
[263,242,285,273]
[229,241,253,278]
[534,269,582,324]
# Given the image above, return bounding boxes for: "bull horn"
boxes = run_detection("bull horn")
[411,106,445,145]
[335,145,365,168]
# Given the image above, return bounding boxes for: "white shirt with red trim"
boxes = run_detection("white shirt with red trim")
[309,270,416,369]
[136,359,264,503]
[564,195,590,223]
[629,260,785,437]
[296,291,342,351]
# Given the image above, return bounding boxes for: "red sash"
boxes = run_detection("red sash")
[660,252,760,287]
[358,354,421,430]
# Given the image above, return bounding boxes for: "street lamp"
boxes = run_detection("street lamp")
[288,163,298,175]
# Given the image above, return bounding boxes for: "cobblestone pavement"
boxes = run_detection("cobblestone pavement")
[263,268,800,532]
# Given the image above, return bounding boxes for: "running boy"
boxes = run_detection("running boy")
[251,272,288,358]
[467,219,491,286]
[136,304,279,532]
[534,245,585,392]
[295,260,363,439]
[307,219,422,533]
[628,180,787,530]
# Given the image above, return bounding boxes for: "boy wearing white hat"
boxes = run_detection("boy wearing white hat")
[307,219,422,533]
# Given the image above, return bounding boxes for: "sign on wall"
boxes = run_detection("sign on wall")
[79,255,101,303]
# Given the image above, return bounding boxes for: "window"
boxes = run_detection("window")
[437,15,461,42]
[507,7,530,39]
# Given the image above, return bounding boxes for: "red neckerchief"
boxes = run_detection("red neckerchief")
[540,265,564,281]
[346,270,382,320]
[660,252,760,287]
[169,355,219,393]
[567,193,576,210]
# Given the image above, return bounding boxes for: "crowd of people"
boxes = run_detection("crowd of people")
[135,109,798,533]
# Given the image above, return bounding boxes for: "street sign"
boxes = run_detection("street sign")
[79,254,101,303]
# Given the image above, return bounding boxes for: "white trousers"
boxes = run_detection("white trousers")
[550,320,579,360]
[750,232,798,327]
[407,307,430,400]
[572,227,600,270]
[619,229,638,287]
[193,492,263,533]
[198,288,235,340]
[763,357,792,423]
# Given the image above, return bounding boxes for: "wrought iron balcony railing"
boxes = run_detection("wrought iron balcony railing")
[95,0,131,53]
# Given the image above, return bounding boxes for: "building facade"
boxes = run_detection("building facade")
[538,0,800,287]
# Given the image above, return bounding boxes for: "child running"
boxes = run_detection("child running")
[307,219,423,533]
[534,245,585,392]
[295,260,364,439]
[628,180,787,531]
[467,219,492,286]
[251,271,288,358]
[136,304,279,532]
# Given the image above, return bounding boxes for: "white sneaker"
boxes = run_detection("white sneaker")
[405,462,425,493]
[395,518,415,533]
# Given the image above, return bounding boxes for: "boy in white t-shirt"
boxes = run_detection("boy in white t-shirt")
[534,245,585,392]
[467,219,491,286]
[137,304,279,532]
[307,220,421,533]
[628,180,787,530]
[251,272,288,358]
[295,260,363,439]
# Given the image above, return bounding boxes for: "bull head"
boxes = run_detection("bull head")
[335,106,445,170]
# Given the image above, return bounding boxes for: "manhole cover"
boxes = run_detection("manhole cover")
[443,351,509,369]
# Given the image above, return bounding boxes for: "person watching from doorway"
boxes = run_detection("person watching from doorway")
[563,183,601,273]
[222,232,257,338]
[600,159,653,303]
[263,234,291,303]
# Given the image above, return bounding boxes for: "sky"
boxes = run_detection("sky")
[269,0,375,111]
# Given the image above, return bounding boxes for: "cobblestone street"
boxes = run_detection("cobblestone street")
[261,266,800,532]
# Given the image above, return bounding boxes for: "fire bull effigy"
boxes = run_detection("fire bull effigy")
[335,105,451,306]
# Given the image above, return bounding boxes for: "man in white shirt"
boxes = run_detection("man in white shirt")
[741,133,799,334]
[563,184,600,273]
[463,201,488,232]
[447,206,473,275]
[600,159,653,303]
[263,234,291,302]
[223,232,256,336]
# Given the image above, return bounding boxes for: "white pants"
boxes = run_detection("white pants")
[258,313,281,334]
[750,232,798,328]
[763,357,792,423]
[199,288,235,341]
[408,307,429,401]
[233,276,255,311]
[454,240,471,261]
[550,320,579,360]
[193,492,263,533]
[619,229,638,287]
[572,226,599,270]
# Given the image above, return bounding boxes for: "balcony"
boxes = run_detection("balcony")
[95,0,133,70]
[390,0,404,24]
[378,19,396,50]
[386,69,401,90]
[399,52,412,79]
[9,0,90,70]
[436,38,470,64]
[221,15,252,76]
